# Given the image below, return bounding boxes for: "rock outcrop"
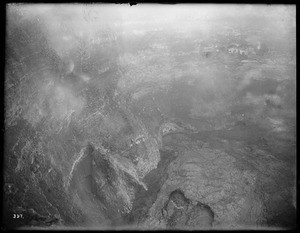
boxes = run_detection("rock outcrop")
[145,135,266,229]
[162,189,214,229]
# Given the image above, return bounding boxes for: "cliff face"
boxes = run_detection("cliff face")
[4,8,162,228]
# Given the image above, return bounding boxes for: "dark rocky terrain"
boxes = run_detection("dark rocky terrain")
[3,4,296,230]
[161,189,215,229]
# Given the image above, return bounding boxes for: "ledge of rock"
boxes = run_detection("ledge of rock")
[162,189,214,229]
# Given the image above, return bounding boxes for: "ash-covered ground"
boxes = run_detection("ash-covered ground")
[4,4,296,230]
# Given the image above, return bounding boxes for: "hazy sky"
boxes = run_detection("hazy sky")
[7,4,295,60]
[8,3,295,24]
